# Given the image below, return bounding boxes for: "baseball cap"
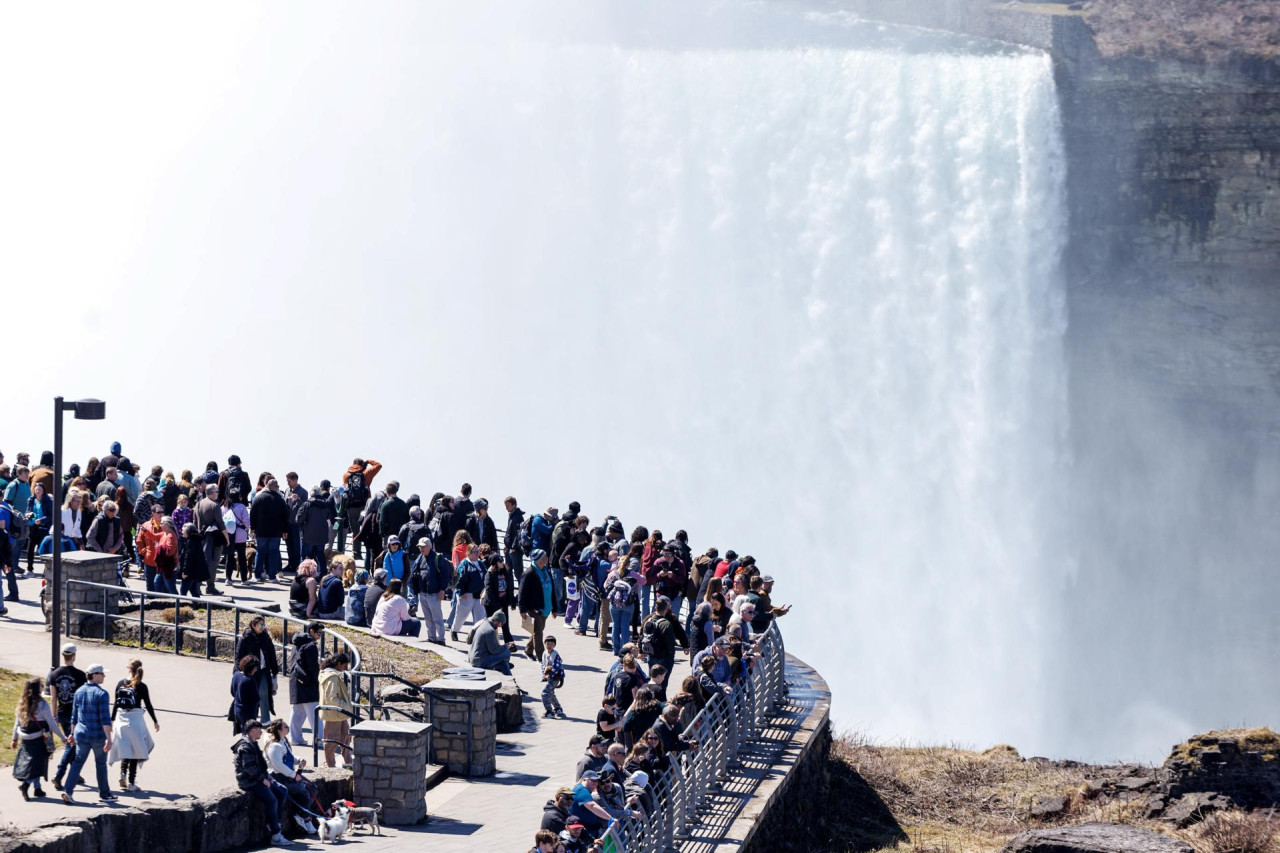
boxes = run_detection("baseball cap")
[61,643,77,655]
[566,816,585,828]
[86,664,106,675]
[580,770,600,780]
[474,498,488,510]
[589,733,609,746]
[387,536,400,546]
[761,575,774,583]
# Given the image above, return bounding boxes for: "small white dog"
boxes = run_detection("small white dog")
[318,803,351,844]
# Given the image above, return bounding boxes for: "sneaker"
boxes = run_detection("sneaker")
[52,778,63,791]
[555,708,566,718]
[127,783,140,792]
[305,820,317,834]
[293,814,311,833]
[544,708,556,718]
[100,793,117,801]
[269,832,293,846]
[33,788,45,798]
[119,776,127,790]
[61,792,76,804]
[19,783,29,801]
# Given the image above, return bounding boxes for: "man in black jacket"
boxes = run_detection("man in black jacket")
[217,455,252,505]
[503,496,525,577]
[288,622,323,746]
[643,597,689,679]
[541,787,575,834]
[465,499,499,551]
[231,721,290,846]
[249,479,290,581]
[397,506,430,554]
[377,481,409,548]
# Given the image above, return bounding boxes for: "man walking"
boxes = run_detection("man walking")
[342,458,382,561]
[377,481,409,549]
[48,643,86,791]
[62,663,116,804]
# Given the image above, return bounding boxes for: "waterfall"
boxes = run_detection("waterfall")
[1,4,1074,756]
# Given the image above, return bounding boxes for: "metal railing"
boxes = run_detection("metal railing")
[602,620,787,853]
[61,578,474,777]
[63,579,362,675]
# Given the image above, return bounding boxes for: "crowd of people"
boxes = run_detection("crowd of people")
[3,442,790,850]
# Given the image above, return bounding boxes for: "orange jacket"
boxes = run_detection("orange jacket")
[343,460,382,487]
[136,519,165,567]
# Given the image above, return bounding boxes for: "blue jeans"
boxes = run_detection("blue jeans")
[639,584,652,619]
[577,594,599,635]
[550,567,566,615]
[610,604,634,654]
[606,601,632,653]
[474,648,512,676]
[143,562,157,591]
[154,574,177,595]
[254,537,281,580]
[247,779,289,834]
[255,671,272,723]
[54,717,76,782]
[303,542,326,565]
[65,738,110,798]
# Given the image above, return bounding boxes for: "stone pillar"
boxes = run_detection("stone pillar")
[350,720,430,825]
[422,677,499,776]
[37,551,122,637]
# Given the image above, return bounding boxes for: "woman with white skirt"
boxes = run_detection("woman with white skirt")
[108,659,158,792]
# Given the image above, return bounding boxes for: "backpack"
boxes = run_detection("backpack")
[346,470,369,505]
[519,515,534,552]
[640,617,660,657]
[608,579,635,610]
[2,503,28,540]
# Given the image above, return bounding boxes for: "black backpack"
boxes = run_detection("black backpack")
[519,515,534,552]
[640,617,660,657]
[4,503,29,539]
[346,471,369,505]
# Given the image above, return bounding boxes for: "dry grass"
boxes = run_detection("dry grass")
[0,669,37,768]
[825,731,1274,853]
[1191,811,1280,853]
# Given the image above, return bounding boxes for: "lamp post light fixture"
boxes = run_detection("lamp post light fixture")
[51,396,106,669]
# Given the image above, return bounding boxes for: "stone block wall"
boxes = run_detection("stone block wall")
[38,551,121,637]
[0,769,352,853]
[351,720,431,825]
[422,677,499,776]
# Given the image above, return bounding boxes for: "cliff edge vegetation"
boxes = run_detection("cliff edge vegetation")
[1083,0,1280,61]
[817,731,1280,853]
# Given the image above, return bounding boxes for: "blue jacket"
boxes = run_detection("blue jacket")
[455,558,484,597]
[344,584,368,626]
[383,549,410,585]
[530,514,553,554]
[410,551,453,597]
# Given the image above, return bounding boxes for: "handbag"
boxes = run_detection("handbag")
[521,613,534,633]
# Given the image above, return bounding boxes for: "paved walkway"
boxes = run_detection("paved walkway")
[0,568,696,852]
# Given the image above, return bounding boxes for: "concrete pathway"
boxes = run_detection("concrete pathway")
[0,567,697,852]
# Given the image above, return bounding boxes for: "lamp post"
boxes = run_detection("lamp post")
[51,397,106,669]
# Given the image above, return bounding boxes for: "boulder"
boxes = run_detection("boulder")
[1161,791,1232,828]
[1030,796,1071,820]
[1164,729,1280,808]
[1001,822,1192,853]
[496,682,523,733]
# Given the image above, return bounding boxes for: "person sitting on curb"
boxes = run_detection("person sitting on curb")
[232,719,293,847]
[468,611,518,675]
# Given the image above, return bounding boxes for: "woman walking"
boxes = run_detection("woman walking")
[10,677,60,800]
[235,616,280,723]
[109,659,158,791]
[448,544,485,642]
[230,656,261,735]
[178,522,208,598]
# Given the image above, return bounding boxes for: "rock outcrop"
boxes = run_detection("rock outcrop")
[1002,822,1192,853]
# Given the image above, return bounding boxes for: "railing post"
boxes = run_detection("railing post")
[205,603,214,659]
[174,596,181,655]
[139,592,146,650]
[100,586,107,642]
[233,609,241,665]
